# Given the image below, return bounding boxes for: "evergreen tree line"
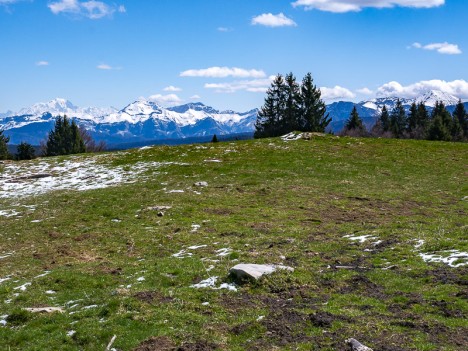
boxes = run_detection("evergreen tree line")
[341,99,468,142]
[254,73,330,138]
[0,115,106,161]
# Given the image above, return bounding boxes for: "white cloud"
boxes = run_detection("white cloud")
[0,0,25,4]
[357,87,373,95]
[181,67,266,79]
[251,13,297,27]
[36,61,50,66]
[48,0,125,19]
[217,27,233,32]
[292,0,444,13]
[320,86,355,100]
[163,86,182,92]
[97,64,121,70]
[147,94,183,107]
[190,95,201,100]
[204,77,274,93]
[376,79,468,99]
[411,42,462,55]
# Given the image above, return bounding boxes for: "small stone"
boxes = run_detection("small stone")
[229,263,294,282]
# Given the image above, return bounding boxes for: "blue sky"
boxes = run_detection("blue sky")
[1,0,467,112]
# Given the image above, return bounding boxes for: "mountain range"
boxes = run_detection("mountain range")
[1,90,465,146]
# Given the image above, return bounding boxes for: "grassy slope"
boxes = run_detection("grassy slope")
[0,135,467,351]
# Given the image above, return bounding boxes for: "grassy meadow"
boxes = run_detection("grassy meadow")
[0,134,467,350]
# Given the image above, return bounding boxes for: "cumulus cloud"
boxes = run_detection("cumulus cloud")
[181,67,266,79]
[147,94,183,106]
[36,61,50,66]
[204,77,275,93]
[251,13,297,27]
[376,79,468,99]
[292,0,444,13]
[163,85,182,92]
[320,86,356,100]
[48,0,125,19]
[411,42,462,55]
[356,87,373,95]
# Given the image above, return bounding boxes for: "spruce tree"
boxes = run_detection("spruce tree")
[16,142,36,160]
[379,105,390,132]
[300,73,330,132]
[390,99,407,138]
[254,74,287,138]
[430,102,453,141]
[211,134,219,143]
[0,129,10,160]
[345,106,365,132]
[452,100,468,139]
[407,102,418,134]
[284,73,301,133]
[45,115,85,156]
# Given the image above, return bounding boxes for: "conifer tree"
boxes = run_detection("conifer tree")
[0,129,10,160]
[452,99,468,139]
[211,134,219,143]
[254,74,287,138]
[429,101,453,141]
[345,106,365,132]
[300,73,330,132]
[16,142,36,160]
[407,102,418,133]
[284,72,302,133]
[379,105,390,132]
[390,99,407,138]
[45,115,86,156]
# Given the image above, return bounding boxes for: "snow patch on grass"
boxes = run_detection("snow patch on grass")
[190,276,237,291]
[420,250,468,267]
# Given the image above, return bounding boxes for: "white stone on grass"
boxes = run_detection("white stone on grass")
[229,264,294,281]
[194,181,208,187]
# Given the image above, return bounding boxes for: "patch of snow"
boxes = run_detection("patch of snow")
[172,250,193,258]
[0,156,181,200]
[30,220,42,223]
[0,276,11,284]
[67,330,76,337]
[46,290,56,294]
[216,248,232,257]
[281,132,302,141]
[190,276,237,291]
[202,302,210,306]
[256,315,265,322]
[166,189,185,193]
[204,159,222,163]
[414,239,425,250]
[0,210,21,217]
[35,271,50,278]
[187,244,207,250]
[139,146,153,150]
[343,234,377,243]
[0,253,14,260]
[191,224,201,233]
[14,282,31,291]
[136,277,145,282]
[82,304,98,310]
[419,250,468,267]
[0,315,8,326]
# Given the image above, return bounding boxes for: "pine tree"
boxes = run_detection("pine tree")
[407,102,418,134]
[345,106,365,132]
[254,74,287,138]
[0,129,10,160]
[452,99,468,139]
[429,101,453,141]
[45,115,86,156]
[300,73,330,132]
[211,134,219,143]
[390,99,407,138]
[284,72,302,133]
[16,142,36,160]
[379,105,390,132]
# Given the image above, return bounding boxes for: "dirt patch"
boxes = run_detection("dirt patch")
[426,266,468,286]
[340,274,388,300]
[134,291,173,304]
[261,309,311,346]
[176,341,219,351]
[309,311,350,328]
[133,336,176,351]
[205,208,234,216]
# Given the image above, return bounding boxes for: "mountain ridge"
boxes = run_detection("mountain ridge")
[1,90,465,145]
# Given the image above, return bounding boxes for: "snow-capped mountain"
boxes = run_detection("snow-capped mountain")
[1,90,464,145]
[1,98,258,145]
[9,98,117,121]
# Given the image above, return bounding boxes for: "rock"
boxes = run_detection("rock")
[345,338,373,351]
[229,263,294,282]
[194,181,208,187]
[24,307,64,314]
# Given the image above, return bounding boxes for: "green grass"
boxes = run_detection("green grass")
[1,135,467,350]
